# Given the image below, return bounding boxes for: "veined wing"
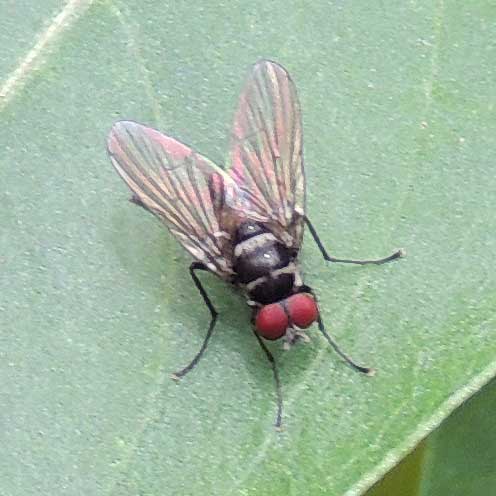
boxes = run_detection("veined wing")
[107,120,234,278]
[229,60,305,247]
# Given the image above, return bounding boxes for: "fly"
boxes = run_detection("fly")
[107,60,404,428]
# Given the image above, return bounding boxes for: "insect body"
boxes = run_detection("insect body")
[107,60,403,427]
[230,219,319,342]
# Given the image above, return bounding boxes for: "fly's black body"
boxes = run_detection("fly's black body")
[233,222,297,305]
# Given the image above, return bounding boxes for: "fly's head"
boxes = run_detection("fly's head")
[254,293,319,341]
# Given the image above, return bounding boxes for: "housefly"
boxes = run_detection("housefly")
[107,60,403,428]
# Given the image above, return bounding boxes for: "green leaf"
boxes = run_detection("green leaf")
[367,377,496,496]
[0,0,67,78]
[419,378,496,495]
[366,442,425,496]
[2,1,495,495]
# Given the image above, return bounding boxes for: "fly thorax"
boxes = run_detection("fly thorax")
[233,222,296,304]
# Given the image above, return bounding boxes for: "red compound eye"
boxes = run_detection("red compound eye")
[287,293,318,328]
[255,303,288,340]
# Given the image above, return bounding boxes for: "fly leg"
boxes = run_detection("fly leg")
[252,329,283,429]
[316,313,374,375]
[298,285,374,375]
[171,262,218,379]
[304,216,404,264]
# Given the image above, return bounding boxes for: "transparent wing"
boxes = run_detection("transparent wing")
[229,60,305,246]
[107,120,235,278]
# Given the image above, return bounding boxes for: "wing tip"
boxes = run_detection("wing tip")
[106,120,153,157]
[107,119,140,135]
[107,120,131,153]
[253,59,290,77]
